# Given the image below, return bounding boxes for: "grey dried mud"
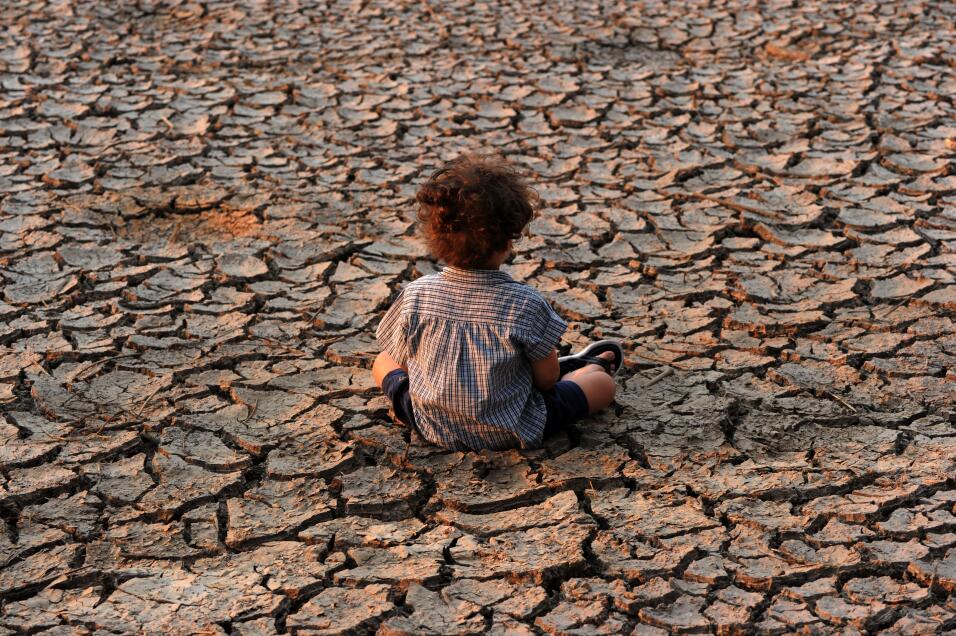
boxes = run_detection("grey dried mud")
[1,0,955,634]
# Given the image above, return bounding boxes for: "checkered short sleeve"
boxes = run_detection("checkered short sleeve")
[375,289,410,366]
[514,295,567,361]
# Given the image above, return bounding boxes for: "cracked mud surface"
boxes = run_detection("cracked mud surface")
[1,0,955,634]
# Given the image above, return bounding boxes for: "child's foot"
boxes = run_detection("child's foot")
[559,340,624,377]
[595,350,617,370]
[561,350,621,382]
[570,351,617,378]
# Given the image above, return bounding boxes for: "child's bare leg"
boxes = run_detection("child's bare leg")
[372,351,403,388]
[562,351,617,414]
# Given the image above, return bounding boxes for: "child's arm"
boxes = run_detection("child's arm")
[372,349,406,388]
[374,290,410,379]
[530,348,560,391]
[519,293,566,391]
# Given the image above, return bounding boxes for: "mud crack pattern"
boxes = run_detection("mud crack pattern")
[1,1,955,634]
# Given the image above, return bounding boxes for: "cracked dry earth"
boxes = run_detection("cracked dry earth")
[0,1,955,635]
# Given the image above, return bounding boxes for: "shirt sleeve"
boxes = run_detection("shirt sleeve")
[375,289,410,366]
[516,295,567,361]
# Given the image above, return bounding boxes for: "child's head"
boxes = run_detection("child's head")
[416,153,537,269]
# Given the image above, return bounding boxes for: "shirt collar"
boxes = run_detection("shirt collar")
[440,265,514,284]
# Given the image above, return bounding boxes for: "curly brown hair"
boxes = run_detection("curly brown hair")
[415,153,537,269]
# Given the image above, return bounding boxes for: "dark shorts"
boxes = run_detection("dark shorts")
[379,369,589,442]
[540,380,590,436]
[381,368,418,431]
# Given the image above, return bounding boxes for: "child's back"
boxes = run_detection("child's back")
[377,265,565,450]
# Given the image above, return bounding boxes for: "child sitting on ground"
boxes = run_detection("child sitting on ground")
[371,152,619,451]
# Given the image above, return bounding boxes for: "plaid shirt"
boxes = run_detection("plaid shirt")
[375,266,567,450]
